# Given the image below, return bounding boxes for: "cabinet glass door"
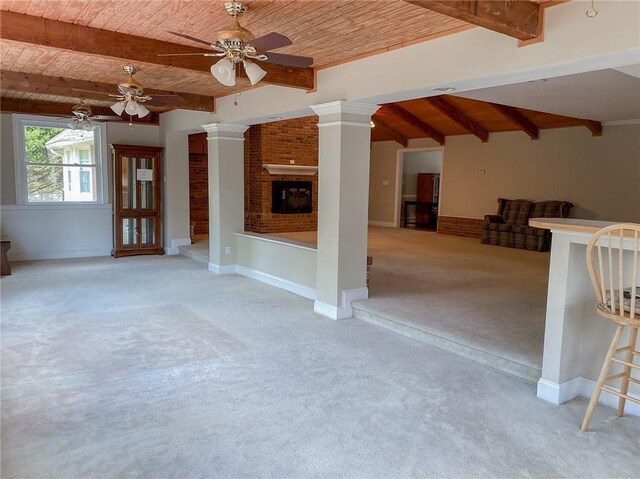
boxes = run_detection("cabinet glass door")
[121,218,138,249]
[121,156,137,211]
[139,156,156,211]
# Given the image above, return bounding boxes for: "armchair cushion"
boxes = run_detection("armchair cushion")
[487,223,513,232]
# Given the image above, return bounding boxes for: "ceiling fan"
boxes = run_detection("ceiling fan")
[66,99,121,131]
[160,1,314,86]
[74,66,184,118]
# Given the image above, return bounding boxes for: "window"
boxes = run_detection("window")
[78,149,91,164]
[14,116,105,204]
[80,170,91,193]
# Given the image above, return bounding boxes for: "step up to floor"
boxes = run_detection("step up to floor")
[178,245,209,265]
[352,304,542,384]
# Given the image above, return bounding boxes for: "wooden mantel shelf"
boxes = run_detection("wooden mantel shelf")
[263,164,318,176]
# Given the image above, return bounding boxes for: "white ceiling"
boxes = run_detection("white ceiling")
[456,67,640,122]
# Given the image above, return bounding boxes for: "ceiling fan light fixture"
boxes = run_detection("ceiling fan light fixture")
[244,60,267,85]
[111,101,126,116]
[136,103,150,119]
[125,101,139,116]
[82,122,96,131]
[211,58,236,86]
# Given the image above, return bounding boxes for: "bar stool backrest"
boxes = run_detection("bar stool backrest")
[586,223,640,322]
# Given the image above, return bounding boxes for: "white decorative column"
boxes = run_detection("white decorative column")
[202,123,249,274]
[162,131,191,255]
[310,100,380,319]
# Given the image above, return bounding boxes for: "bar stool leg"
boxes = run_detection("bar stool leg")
[581,325,624,432]
[617,327,638,417]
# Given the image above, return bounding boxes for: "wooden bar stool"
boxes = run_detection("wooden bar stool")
[581,223,640,432]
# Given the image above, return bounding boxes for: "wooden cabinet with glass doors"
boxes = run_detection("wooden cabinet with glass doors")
[111,144,164,257]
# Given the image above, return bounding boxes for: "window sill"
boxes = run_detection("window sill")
[0,203,112,211]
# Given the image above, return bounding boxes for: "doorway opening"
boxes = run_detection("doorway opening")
[394,147,444,230]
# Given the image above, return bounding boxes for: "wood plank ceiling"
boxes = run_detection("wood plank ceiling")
[1,0,590,140]
[371,95,602,146]
[0,0,472,116]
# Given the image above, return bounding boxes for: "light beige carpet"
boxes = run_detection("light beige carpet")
[1,255,638,478]
[273,227,549,373]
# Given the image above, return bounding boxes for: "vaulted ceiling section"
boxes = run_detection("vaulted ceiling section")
[372,95,602,146]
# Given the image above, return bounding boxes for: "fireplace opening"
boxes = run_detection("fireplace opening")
[272,181,313,214]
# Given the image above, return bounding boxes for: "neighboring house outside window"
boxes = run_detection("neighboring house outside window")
[48,132,97,202]
[80,170,91,193]
[14,117,105,204]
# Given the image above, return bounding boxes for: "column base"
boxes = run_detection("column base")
[208,263,237,275]
[537,377,640,417]
[314,287,369,320]
[165,238,192,255]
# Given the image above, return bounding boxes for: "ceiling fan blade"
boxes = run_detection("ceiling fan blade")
[146,99,168,107]
[157,52,220,57]
[149,94,183,102]
[168,31,215,47]
[251,32,292,52]
[263,52,313,68]
[71,88,113,98]
[92,115,123,121]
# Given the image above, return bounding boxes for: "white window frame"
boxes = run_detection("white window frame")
[12,114,109,205]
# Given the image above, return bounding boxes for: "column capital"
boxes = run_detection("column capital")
[310,100,380,119]
[202,123,250,139]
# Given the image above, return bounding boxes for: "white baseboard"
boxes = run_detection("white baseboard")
[537,377,640,417]
[368,220,395,227]
[343,287,369,308]
[235,265,316,300]
[314,287,369,320]
[165,238,192,255]
[208,263,237,275]
[314,301,343,319]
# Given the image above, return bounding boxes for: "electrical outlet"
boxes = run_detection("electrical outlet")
[225,246,231,255]
[289,160,295,164]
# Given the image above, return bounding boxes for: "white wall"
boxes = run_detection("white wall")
[368,124,640,224]
[236,233,317,299]
[1,205,112,260]
[369,141,407,224]
[0,114,161,260]
[162,131,190,254]
[1,113,16,205]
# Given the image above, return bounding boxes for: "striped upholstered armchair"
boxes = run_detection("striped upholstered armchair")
[481,198,572,252]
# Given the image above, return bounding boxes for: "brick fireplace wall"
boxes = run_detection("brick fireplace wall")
[188,133,209,235]
[244,116,319,233]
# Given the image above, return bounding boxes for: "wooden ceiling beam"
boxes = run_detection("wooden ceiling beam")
[0,70,215,112]
[0,11,314,90]
[383,104,446,145]
[490,103,539,140]
[0,98,159,124]
[405,1,540,40]
[583,120,603,137]
[372,116,409,147]
[425,96,489,142]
